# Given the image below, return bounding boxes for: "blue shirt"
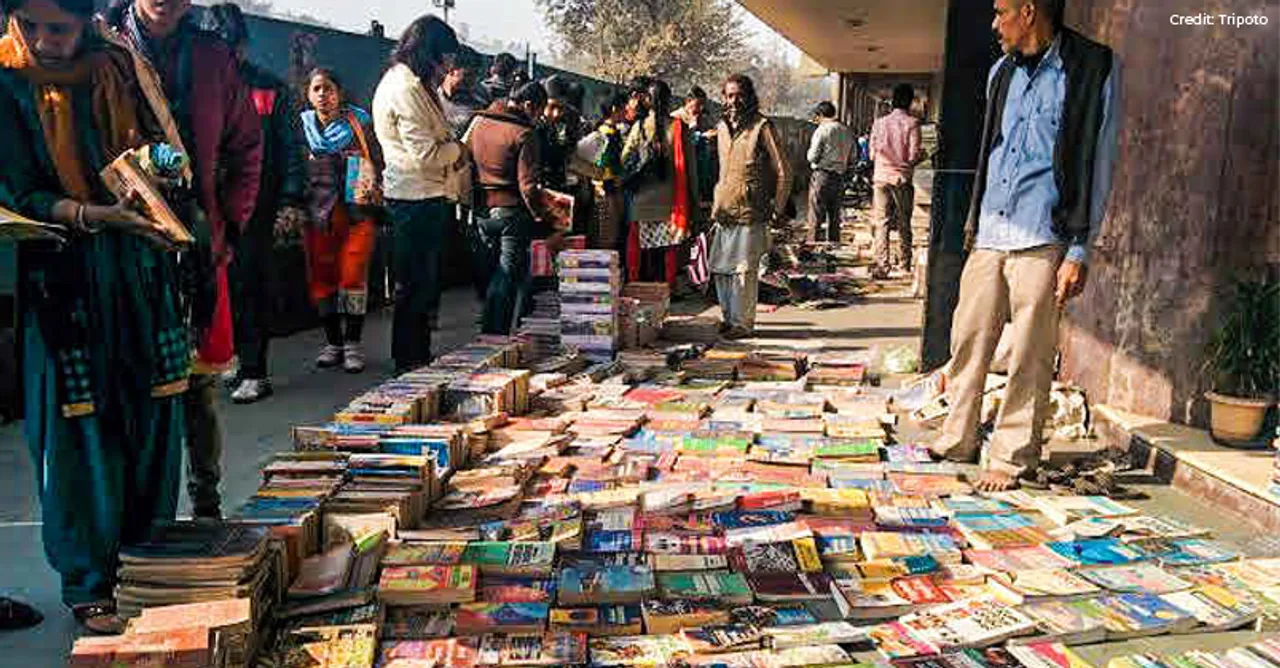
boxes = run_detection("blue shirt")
[975,36,1120,264]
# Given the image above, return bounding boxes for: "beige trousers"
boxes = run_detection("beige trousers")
[932,245,1064,477]
[872,181,915,272]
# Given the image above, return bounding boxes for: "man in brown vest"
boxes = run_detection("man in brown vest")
[709,74,792,339]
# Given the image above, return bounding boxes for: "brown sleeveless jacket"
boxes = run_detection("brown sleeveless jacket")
[712,113,791,227]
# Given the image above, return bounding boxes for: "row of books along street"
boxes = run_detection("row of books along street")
[67,249,1279,668]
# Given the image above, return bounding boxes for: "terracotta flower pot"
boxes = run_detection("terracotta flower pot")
[1205,391,1271,444]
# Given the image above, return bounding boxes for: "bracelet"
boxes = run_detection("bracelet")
[75,204,104,234]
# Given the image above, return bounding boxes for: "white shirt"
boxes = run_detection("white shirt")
[372,63,464,201]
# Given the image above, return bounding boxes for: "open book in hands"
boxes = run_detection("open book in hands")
[99,147,195,246]
[0,205,67,244]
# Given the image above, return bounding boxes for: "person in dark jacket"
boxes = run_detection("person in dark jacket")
[468,82,551,334]
[205,3,307,404]
[477,51,518,106]
[106,0,264,521]
[929,0,1118,492]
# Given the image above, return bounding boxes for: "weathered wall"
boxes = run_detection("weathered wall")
[1058,1,1280,424]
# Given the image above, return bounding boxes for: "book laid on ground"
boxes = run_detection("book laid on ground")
[557,565,656,606]
[746,572,834,604]
[1091,593,1198,639]
[476,632,588,667]
[650,554,728,572]
[657,571,754,605]
[275,623,379,668]
[987,568,1103,604]
[376,637,480,668]
[548,605,643,636]
[1147,538,1241,567]
[894,596,1037,650]
[641,599,732,635]
[834,579,916,620]
[454,602,551,636]
[377,564,477,606]
[1160,585,1261,632]
[763,620,869,649]
[380,606,455,640]
[1005,642,1096,668]
[679,623,767,654]
[381,541,468,567]
[1046,539,1149,567]
[1032,496,1140,527]
[587,634,694,667]
[1078,563,1193,595]
[478,575,558,603]
[1009,599,1109,646]
[964,545,1076,574]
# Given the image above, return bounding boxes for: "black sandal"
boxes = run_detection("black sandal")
[0,597,42,631]
[71,600,125,635]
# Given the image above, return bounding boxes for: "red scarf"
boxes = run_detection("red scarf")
[670,117,691,234]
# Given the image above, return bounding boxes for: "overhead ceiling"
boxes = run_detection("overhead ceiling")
[737,0,951,74]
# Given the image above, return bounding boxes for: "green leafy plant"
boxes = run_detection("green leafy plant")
[1203,279,1280,399]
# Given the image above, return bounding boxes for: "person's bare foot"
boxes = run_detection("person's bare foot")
[974,469,1020,492]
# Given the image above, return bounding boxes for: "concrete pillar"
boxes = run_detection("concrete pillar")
[920,0,998,369]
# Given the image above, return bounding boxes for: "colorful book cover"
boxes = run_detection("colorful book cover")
[383,542,467,567]
[376,637,480,668]
[587,634,693,667]
[378,565,477,602]
[657,571,753,601]
[1006,642,1095,668]
[454,602,549,632]
[711,510,796,530]
[1079,564,1193,595]
[964,545,1075,573]
[557,566,655,602]
[998,569,1102,600]
[1014,600,1108,644]
[381,607,455,640]
[890,575,952,605]
[1150,539,1240,567]
[479,576,558,603]
[549,605,642,630]
[1094,593,1195,637]
[1047,539,1149,567]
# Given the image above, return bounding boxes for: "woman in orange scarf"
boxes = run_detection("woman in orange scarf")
[0,0,191,631]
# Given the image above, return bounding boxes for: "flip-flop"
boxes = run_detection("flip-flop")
[71,600,125,635]
[0,597,42,631]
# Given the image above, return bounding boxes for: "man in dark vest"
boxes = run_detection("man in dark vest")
[929,0,1119,492]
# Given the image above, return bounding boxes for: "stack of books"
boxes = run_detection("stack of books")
[84,326,1280,668]
[114,522,283,632]
[559,250,623,361]
[69,598,254,667]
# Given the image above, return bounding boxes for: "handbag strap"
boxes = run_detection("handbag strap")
[347,111,373,161]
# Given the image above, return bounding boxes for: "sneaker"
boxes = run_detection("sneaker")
[722,325,754,340]
[343,344,366,373]
[230,378,272,404]
[316,344,343,368]
[219,361,240,387]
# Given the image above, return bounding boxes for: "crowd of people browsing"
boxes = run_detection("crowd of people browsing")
[0,0,808,633]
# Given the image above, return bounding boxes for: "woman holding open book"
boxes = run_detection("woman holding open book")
[0,0,192,631]
[301,67,383,374]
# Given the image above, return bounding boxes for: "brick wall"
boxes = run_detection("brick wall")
[1058,0,1280,425]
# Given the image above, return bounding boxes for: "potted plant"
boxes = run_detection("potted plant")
[1203,279,1279,445]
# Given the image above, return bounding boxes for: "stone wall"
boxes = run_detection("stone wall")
[1058,0,1280,425]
